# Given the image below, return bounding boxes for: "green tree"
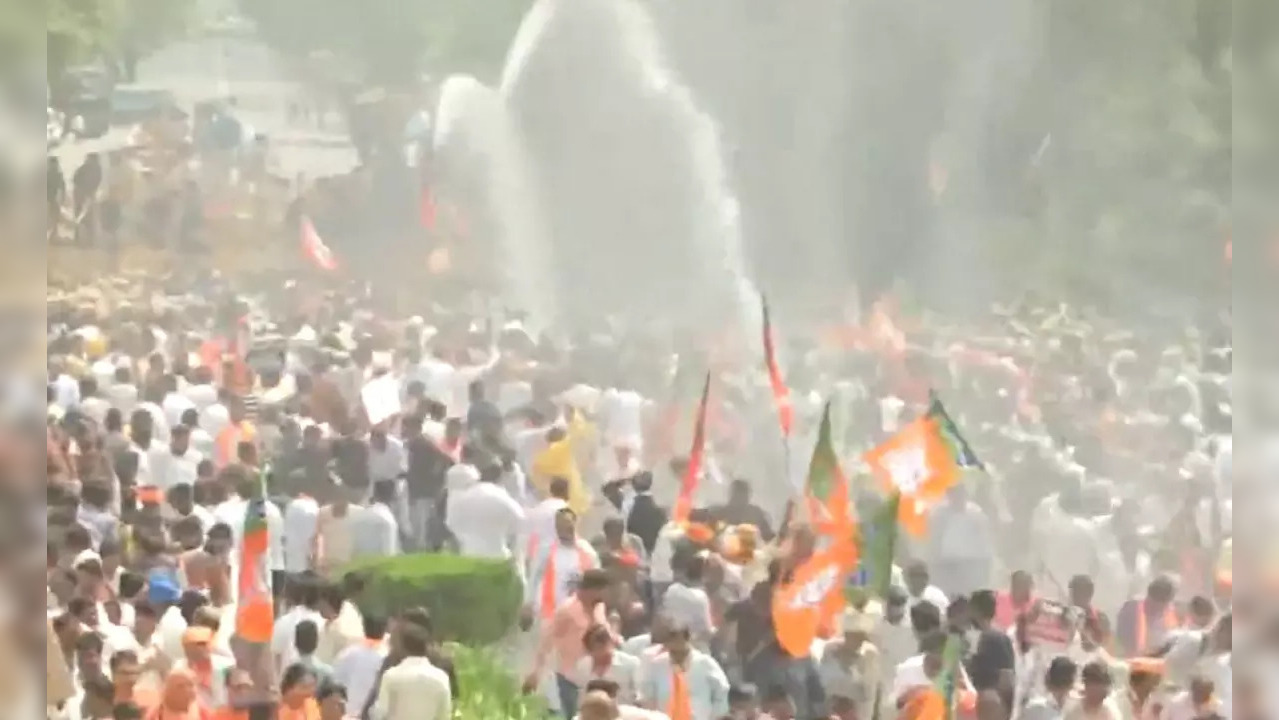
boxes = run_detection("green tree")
[112,0,198,81]
[237,0,529,88]
[45,0,115,85]
[41,0,197,87]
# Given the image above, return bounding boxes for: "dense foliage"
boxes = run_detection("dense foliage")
[43,0,197,85]
[452,644,552,720]
[235,0,529,86]
[342,553,524,646]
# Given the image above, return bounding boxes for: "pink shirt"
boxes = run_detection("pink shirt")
[994,591,1036,631]
[535,597,617,678]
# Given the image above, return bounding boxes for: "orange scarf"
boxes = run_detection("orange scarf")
[538,540,593,619]
[668,664,692,720]
[1134,600,1178,654]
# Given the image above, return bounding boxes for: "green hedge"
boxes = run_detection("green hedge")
[452,644,551,720]
[341,553,523,646]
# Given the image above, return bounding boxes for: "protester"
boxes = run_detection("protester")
[40,191,1241,720]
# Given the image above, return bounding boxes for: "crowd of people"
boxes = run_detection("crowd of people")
[39,260,1249,720]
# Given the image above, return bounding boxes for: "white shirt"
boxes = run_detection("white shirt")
[367,435,407,484]
[283,495,321,572]
[906,585,950,614]
[157,605,189,662]
[373,656,452,720]
[183,383,219,413]
[572,650,642,703]
[661,583,716,643]
[650,523,686,584]
[446,352,500,418]
[890,655,930,704]
[513,426,551,474]
[874,616,917,686]
[200,402,230,439]
[53,373,81,410]
[107,382,139,416]
[151,448,202,490]
[408,357,455,406]
[271,605,325,672]
[446,481,526,559]
[139,401,171,444]
[333,641,388,717]
[162,392,197,430]
[523,497,569,560]
[80,395,111,427]
[349,503,400,559]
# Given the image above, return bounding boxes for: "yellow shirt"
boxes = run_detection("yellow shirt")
[532,438,590,517]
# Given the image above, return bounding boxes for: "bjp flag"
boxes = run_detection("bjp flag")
[863,414,960,537]
[772,535,858,658]
[235,466,273,644]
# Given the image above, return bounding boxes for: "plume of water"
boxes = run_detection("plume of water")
[433,74,557,328]
[500,0,758,346]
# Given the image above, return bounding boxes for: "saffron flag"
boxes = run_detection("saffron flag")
[672,373,711,524]
[760,294,793,438]
[805,402,851,533]
[862,415,960,537]
[235,464,274,644]
[300,215,338,272]
[772,530,858,658]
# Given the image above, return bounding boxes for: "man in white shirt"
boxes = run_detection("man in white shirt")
[903,561,949,614]
[271,576,326,673]
[332,614,389,717]
[522,477,571,565]
[367,428,407,485]
[349,480,401,559]
[372,625,452,720]
[446,464,526,560]
[78,377,111,427]
[891,630,971,706]
[178,408,217,460]
[151,424,202,492]
[283,492,321,573]
[50,363,81,410]
[162,388,197,430]
[926,484,994,597]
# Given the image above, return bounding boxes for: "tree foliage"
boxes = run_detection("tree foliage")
[237,0,529,87]
[42,0,197,84]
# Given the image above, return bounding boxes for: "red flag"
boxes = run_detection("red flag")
[671,373,711,524]
[419,187,437,231]
[300,215,338,272]
[761,295,793,437]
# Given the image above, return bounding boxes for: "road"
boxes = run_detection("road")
[51,36,360,179]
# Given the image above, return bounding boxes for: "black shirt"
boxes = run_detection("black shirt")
[406,435,453,500]
[966,627,1016,692]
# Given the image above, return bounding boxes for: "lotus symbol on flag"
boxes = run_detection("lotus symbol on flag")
[883,442,927,495]
[789,564,840,609]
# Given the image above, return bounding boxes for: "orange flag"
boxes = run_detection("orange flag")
[772,535,859,658]
[863,415,960,537]
[760,294,794,438]
[235,467,274,643]
[671,373,711,524]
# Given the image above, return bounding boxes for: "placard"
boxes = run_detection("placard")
[1025,599,1081,651]
[361,374,402,426]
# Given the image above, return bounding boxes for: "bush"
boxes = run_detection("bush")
[451,644,551,720]
[341,553,523,646]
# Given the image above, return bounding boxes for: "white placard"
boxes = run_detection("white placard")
[361,374,402,426]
